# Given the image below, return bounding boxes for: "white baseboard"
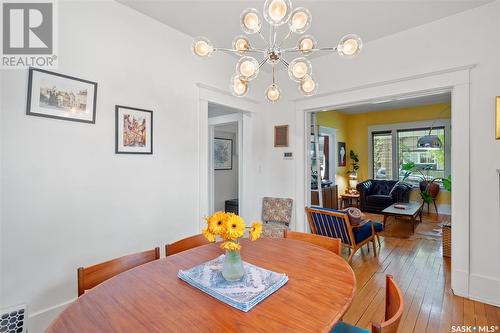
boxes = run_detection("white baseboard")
[451,268,469,298]
[437,204,451,215]
[469,274,500,307]
[28,299,75,333]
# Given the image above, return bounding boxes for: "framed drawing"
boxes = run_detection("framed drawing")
[115,105,153,154]
[496,96,500,139]
[26,68,97,124]
[338,142,347,167]
[274,125,289,147]
[214,138,233,170]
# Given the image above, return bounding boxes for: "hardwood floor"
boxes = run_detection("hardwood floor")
[341,213,500,333]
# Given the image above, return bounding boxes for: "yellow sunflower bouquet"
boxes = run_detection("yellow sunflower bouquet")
[202,211,263,251]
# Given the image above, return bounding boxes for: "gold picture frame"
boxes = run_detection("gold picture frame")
[496,96,500,139]
[274,125,289,147]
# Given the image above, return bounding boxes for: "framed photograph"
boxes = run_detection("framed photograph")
[26,68,97,124]
[214,138,233,170]
[496,96,500,140]
[274,125,289,147]
[338,142,347,167]
[115,105,153,154]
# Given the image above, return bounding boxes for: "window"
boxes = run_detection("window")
[369,121,450,185]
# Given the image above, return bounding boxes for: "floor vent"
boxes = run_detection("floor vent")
[0,304,26,333]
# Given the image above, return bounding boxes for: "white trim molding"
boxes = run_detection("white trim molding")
[293,65,474,299]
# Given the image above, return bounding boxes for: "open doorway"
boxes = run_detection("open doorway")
[208,103,243,215]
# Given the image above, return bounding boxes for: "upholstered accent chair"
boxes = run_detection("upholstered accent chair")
[356,180,412,213]
[305,207,383,262]
[261,197,293,238]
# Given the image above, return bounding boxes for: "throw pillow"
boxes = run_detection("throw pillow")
[344,207,363,227]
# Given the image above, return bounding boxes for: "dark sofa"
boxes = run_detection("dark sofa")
[356,180,412,213]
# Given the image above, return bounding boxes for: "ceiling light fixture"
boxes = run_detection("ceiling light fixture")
[192,0,363,102]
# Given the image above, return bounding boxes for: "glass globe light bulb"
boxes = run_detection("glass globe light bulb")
[240,8,262,34]
[236,56,259,80]
[338,34,363,57]
[192,37,213,58]
[289,8,311,33]
[263,0,292,26]
[266,84,281,103]
[230,75,248,97]
[297,35,317,54]
[233,36,250,53]
[299,75,318,96]
[288,57,312,82]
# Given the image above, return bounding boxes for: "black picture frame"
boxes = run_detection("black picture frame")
[214,137,233,170]
[26,67,98,124]
[115,105,153,155]
[338,142,347,167]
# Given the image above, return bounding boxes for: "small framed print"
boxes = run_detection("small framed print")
[214,138,233,170]
[26,68,97,123]
[115,105,153,154]
[338,142,347,167]
[274,125,289,147]
[496,96,500,140]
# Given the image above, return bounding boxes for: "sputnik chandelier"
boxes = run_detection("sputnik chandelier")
[192,0,363,103]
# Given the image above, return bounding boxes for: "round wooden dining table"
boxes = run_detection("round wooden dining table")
[47,238,356,333]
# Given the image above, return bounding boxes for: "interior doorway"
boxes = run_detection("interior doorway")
[208,103,243,215]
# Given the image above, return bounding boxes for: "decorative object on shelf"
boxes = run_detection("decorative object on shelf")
[178,254,288,312]
[337,142,346,167]
[191,0,362,102]
[214,138,233,170]
[347,149,359,189]
[115,105,153,154]
[202,211,263,281]
[26,68,97,124]
[496,96,500,140]
[274,124,289,147]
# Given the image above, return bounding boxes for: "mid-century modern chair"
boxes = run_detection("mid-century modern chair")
[165,234,211,256]
[305,207,382,262]
[332,275,404,333]
[284,229,342,255]
[77,247,160,296]
[261,197,293,238]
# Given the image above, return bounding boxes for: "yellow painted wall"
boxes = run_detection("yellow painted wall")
[317,103,451,205]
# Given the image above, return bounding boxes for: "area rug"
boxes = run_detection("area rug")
[380,219,443,241]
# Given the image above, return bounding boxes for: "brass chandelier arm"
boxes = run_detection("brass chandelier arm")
[282,46,338,53]
[279,57,290,69]
[258,57,268,69]
[215,48,267,54]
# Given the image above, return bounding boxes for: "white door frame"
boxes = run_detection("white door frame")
[208,113,243,214]
[197,83,260,230]
[319,126,337,184]
[293,65,474,298]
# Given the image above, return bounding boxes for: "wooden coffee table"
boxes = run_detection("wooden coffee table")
[339,193,360,209]
[382,202,423,233]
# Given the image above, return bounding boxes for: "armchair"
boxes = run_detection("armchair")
[357,180,412,213]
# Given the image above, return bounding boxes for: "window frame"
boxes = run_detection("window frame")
[368,119,451,187]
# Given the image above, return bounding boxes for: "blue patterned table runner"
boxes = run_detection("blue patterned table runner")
[178,255,288,312]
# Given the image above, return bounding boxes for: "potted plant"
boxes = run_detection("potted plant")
[346,150,360,192]
[401,162,452,204]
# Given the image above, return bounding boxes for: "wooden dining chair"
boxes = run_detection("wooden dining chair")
[305,206,381,263]
[332,275,404,333]
[284,229,342,255]
[77,247,160,296]
[165,234,211,256]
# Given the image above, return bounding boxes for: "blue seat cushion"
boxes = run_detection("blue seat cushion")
[352,221,383,243]
[331,321,370,333]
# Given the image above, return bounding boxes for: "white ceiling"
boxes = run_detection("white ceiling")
[208,102,240,117]
[335,92,451,114]
[118,0,491,60]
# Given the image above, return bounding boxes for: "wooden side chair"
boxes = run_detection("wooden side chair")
[165,234,210,256]
[305,206,381,263]
[284,229,342,255]
[77,247,160,296]
[332,275,404,333]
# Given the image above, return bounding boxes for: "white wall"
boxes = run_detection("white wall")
[254,1,500,305]
[0,1,266,331]
[214,127,238,212]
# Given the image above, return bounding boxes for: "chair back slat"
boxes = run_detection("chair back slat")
[284,230,341,255]
[371,275,405,333]
[166,234,210,256]
[77,247,160,296]
[307,207,353,246]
